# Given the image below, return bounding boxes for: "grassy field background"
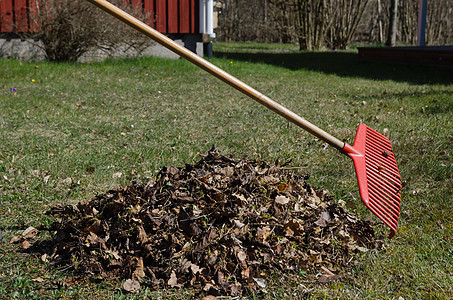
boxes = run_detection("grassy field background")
[0,42,452,299]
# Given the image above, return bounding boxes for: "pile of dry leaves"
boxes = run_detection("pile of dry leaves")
[43,148,377,295]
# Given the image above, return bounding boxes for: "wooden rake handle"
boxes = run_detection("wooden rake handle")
[86,0,345,150]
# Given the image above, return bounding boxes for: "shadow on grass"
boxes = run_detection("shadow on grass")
[214,50,453,86]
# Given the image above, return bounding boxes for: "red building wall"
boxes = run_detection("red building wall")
[0,0,199,34]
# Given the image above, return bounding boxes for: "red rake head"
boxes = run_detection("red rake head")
[341,124,401,237]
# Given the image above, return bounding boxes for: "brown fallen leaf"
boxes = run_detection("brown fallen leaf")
[318,274,340,283]
[190,263,202,275]
[132,257,146,282]
[137,226,148,244]
[320,266,335,276]
[85,220,102,234]
[253,278,266,288]
[275,195,290,205]
[232,193,248,205]
[22,226,39,240]
[241,267,250,280]
[318,266,340,283]
[236,249,247,266]
[314,218,328,227]
[256,227,272,242]
[277,183,289,192]
[10,236,22,244]
[20,240,31,249]
[105,249,121,260]
[168,270,179,288]
[230,283,242,296]
[308,250,322,263]
[123,279,140,293]
[233,219,245,229]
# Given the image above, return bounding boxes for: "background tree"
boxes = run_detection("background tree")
[214,0,452,48]
[215,0,277,42]
[291,0,327,50]
[325,0,369,49]
[426,0,453,45]
[385,0,398,46]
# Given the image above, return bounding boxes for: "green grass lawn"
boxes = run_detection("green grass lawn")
[0,42,452,299]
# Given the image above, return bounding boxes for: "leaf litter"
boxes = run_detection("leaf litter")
[37,147,378,296]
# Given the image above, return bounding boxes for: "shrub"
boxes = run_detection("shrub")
[26,0,153,62]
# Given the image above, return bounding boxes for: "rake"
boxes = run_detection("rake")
[86,0,402,237]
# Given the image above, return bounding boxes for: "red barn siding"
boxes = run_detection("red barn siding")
[167,0,178,33]
[1,0,199,34]
[14,0,28,32]
[155,0,167,32]
[190,0,197,33]
[0,0,14,32]
[144,0,155,28]
[179,0,190,33]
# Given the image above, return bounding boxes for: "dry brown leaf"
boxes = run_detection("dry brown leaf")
[236,249,247,265]
[20,240,31,249]
[318,266,340,283]
[253,277,266,288]
[168,270,178,287]
[241,267,250,279]
[275,195,290,205]
[232,193,248,204]
[308,250,322,263]
[320,211,331,221]
[318,274,340,283]
[233,219,245,229]
[22,226,39,239]
[105,249,121,260]
[123,279,140,293]
[137,226,147,244]
[190,263,202,275]
[132,257,146,281]
[277,183,289,192]
[9,236,22,244]
[256,227,272,242]
[320,266,335,276]
[314,218,327,227]
[85,220,102,234]
[86,232,99,244]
